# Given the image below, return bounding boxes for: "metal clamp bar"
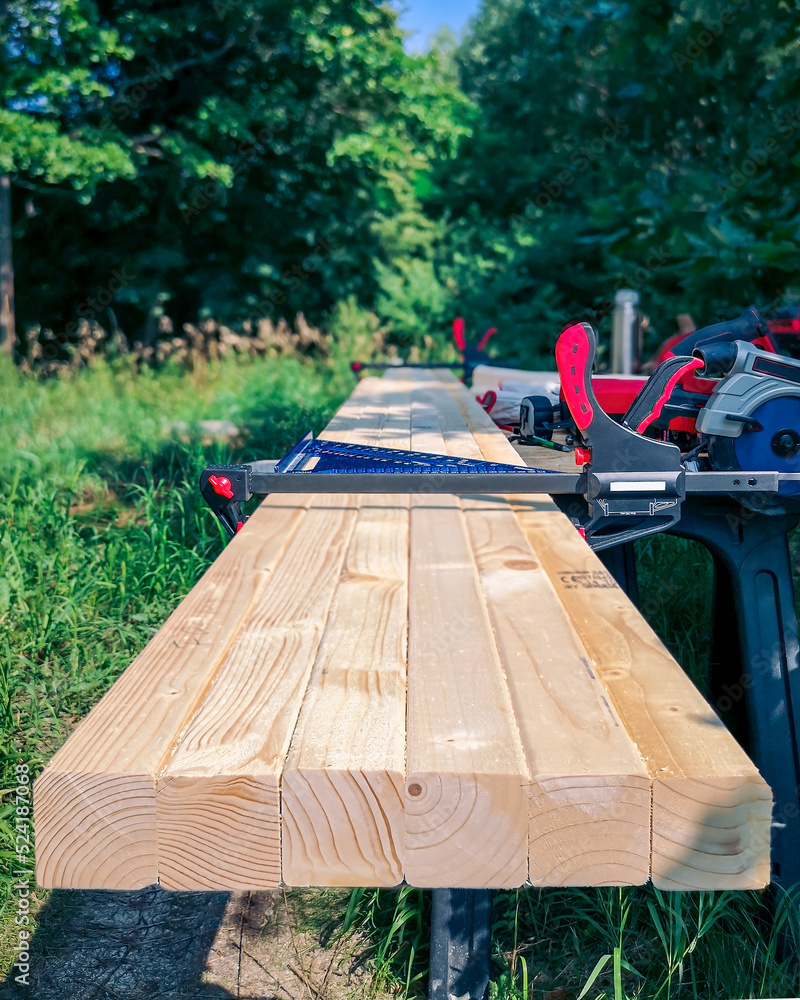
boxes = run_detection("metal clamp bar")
[685,471,786,493]
[248,471,585,495]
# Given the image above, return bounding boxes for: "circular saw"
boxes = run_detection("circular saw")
[695,342,800,501]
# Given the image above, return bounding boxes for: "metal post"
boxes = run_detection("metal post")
[429,889,492,1000]
[611,289,641,375]
[607,289,643,595]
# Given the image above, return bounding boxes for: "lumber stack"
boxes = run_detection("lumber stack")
[34,371,772,891]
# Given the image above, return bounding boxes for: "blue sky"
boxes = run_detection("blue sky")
[396,0,482,50]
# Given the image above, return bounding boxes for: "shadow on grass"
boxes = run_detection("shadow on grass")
[70,397,341,547]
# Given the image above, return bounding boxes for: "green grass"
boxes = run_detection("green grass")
[341,880,799,1000]
[0,351,351,975]
[1,351,799,998]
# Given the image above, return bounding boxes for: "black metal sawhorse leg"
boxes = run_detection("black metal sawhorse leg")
[429,889,492,1000]
[598,541,638,603]
[672,498,800,889]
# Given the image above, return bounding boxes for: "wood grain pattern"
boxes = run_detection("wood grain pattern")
[32,474,326,890]
[515,513,773,890]
[450,378,772,889]
[34,380,370,890]
[404,388,529,888]
[35,369,774,891]
[442,380,772,889]
[281,380,411,887]
[155,384,394,890]
[427,383,651,885]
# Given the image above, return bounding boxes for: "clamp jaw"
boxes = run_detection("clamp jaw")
[552,322,687,546]
[200,465,253,537]
[200,459,286,536]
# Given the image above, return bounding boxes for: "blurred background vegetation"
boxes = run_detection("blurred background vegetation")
[2,0,800,373]
[3,2,800,997]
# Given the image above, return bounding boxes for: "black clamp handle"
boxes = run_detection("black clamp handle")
[199,464,253,537]
[554,322,686,546]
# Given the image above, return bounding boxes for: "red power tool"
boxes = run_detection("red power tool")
[523,306,779,449]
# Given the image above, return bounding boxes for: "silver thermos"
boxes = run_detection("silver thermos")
[611,289,642,374]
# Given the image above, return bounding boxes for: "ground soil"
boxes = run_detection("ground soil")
[0,886,387,1000]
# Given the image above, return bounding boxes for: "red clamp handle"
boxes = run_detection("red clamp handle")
[555,322,595,431]
[476,327,498,352]
[452,317,467,352]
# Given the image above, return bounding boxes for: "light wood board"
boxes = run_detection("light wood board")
[281,379,411,887]
[34,369,772,890]
[33,474,320,890]
[428,379,651,885]
[34,379,372,889]
[445,381,773,890]
[156,379,396,890]
[404,385,529,888]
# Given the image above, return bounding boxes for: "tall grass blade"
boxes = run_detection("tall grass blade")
[577,954,612,1000]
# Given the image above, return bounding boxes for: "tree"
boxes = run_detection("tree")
[0,0,137,353]
[424,0,800,365]
[0,174,14,353]
[3,0,469,346]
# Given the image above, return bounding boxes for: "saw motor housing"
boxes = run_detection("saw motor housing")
[697,341,800,443]
[693,342,800,504]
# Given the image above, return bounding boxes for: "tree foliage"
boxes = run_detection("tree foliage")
[2,0,469,345]
[0,1,137,183]
[2,0,800,364]
[430,0,800,362]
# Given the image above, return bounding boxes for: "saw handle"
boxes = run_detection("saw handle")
[692,341,738,376]
[623,356,705,434]
[671,305,776,357]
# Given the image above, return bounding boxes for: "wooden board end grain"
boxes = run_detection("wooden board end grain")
[34,770,156,891]
[33,496,309,889]
[281,381,411,888]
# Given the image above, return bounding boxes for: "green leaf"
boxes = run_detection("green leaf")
[577,954,613,1000]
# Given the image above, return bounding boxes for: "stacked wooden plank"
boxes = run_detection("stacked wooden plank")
[34,371,772,892]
